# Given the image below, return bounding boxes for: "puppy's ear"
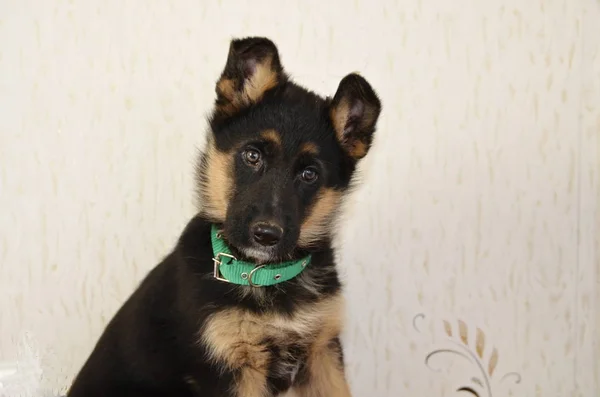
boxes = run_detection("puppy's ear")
[329,73,382,160]
[214,37,285,119]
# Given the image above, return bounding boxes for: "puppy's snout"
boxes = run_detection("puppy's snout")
[251,222,283,247]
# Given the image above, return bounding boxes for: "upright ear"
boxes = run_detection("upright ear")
[214,37,285,119]
[329,73,382,160]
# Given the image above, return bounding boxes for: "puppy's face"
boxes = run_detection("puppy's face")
[197,38,381,263]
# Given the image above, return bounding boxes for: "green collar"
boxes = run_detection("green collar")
[211,224,311,287]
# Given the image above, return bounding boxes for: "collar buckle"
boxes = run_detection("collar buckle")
[213,252,236,283]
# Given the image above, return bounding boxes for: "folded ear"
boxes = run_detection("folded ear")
[214,37,285,119]
[329,73,382,160]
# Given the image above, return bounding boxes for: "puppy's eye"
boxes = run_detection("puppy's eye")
[242,148,262,167]
[299,167,319,183]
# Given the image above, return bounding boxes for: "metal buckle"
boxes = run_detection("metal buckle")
[213,252,236,283]
[248,265,266,287]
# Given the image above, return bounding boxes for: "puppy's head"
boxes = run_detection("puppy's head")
[197,37,381,263]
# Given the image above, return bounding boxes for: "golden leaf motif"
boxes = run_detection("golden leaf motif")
[443,320,453,337]
[458,319,468,345]
[416,315,522,396]
[475,328,485,358]
[488,347,499,376]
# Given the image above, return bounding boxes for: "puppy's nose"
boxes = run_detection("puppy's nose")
[251,222,283,246]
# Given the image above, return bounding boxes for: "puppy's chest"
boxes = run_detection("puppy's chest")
[201,297,343,378]
[253,320,312,383]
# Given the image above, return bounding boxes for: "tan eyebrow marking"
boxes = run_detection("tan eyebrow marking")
[299,142,319,156]
[260,129,281,147]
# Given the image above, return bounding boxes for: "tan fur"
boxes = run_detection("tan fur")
[292,345,351,397]
[330,99,350,143]
[235,367,270,397]
[216,79,239,117]
[217,79,236,101]
[261,129,282,147]
[199,140,234,221]
[245,57,278,103]
[216,56,279,116]
[200,294,345,397]
[330,98,376,159]
[293,296,350,397]
[346,140,367,159]
[298,188,342,247]
[299,142,319,156]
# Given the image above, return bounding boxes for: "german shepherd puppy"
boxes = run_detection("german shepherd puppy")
[68,37,381,397]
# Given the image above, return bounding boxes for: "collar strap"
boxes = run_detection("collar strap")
[211,224,311,287]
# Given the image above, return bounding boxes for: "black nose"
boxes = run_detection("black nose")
[251,222,283,246]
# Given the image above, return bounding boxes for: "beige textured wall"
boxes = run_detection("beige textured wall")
[1,0,598,396]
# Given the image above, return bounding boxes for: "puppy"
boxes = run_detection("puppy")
[67,37,381,397]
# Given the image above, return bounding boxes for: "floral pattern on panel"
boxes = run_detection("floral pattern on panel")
[413,314,522,397]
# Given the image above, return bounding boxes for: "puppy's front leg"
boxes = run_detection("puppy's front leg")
[231,367,271,397]
[293,337,352,397]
